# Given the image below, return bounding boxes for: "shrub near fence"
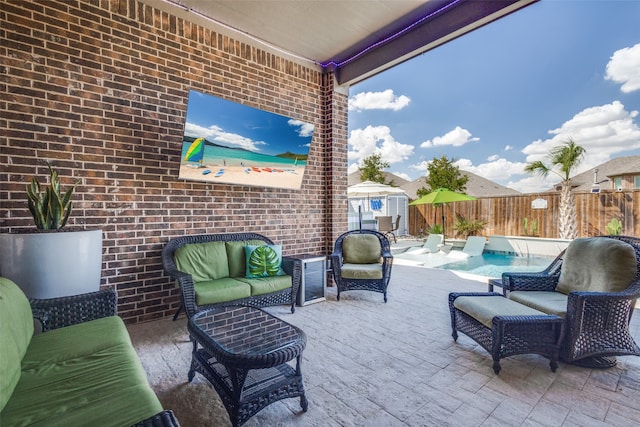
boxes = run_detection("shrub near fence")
[408,190,640,239]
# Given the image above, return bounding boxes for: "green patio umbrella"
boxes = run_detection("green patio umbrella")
[409,188,476,244]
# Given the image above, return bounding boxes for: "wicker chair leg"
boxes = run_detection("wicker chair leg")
[172,303,183,321]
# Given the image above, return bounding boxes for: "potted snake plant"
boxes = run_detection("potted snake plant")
[0,163,103,298]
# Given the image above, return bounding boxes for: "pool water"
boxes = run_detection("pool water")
[438,252,555,278]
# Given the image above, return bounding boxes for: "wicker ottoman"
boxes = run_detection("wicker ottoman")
[449,292,564,374]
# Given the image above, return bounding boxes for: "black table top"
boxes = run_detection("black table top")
[189,305,306,367]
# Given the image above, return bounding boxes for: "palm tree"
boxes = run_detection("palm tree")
[525,138,586,239]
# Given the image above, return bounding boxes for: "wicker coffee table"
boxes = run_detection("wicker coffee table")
[187,305,308,427]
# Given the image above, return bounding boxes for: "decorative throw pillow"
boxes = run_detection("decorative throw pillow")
[245,244,285,278]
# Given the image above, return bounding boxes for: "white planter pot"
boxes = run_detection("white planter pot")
[0,229,102,299]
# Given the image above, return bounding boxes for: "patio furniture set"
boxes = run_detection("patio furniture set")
[450,235,640,373]
[160,230,640,425]
[161,230,393,426]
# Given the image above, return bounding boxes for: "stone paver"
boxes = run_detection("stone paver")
[128,264,640,426]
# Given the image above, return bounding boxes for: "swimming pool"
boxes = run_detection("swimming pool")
[437,252,555,278]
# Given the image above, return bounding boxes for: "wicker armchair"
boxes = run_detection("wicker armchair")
[330,230,393,302]
[502,235,640,368]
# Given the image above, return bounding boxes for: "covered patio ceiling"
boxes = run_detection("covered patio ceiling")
[148,0,539,86]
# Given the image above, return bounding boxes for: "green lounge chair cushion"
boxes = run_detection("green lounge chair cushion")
[174,241,229,282]
[194,278,252,305]
[342,234,381,264]
[236,275,292,296]
[508,291,568,318]
[556,237,637,295]
[340,263,383,280]
[0,316,162,427]
[225,240,267,277]
[454,295,547,329]
[0,278,34,413]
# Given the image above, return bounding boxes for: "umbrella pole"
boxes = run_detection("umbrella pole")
[358,205,362,230]
[442,204,446,245]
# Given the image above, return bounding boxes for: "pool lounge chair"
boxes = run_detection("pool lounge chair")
[404,233,444,255]
[447,236,486,259]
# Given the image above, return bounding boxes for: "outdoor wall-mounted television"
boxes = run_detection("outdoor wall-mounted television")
[178,89,315,189]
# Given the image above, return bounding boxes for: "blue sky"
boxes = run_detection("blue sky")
[347,0,640,193]
[183,90,314,157]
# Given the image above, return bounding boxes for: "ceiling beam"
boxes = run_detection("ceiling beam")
[334,0,539,86]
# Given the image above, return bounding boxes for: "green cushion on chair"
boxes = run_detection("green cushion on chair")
[556,237,637,295]
[454,295,547,329]
[340,263,383,280]
[174,241,229,282]
[0,277,34,413]
[236,275,292,296]
[225,240,267,277]
[0,316,162,426]
[194,278,252,305]
[342,234,382,264]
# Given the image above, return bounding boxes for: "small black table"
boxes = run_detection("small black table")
[187,305,308,427]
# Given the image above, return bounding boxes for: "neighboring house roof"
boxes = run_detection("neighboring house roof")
[348,171,409,188]
[350,170,519,199]
[556,155,640,192]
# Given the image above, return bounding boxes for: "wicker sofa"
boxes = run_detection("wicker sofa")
[0,277,179,427]
[162,233,301,318]
[502,236,640,368]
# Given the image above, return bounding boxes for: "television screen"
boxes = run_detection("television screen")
[179,89,315,189]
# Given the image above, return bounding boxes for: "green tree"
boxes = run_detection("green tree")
[416,155,469,197]
[524,138,586,239]
[359,153,390,184]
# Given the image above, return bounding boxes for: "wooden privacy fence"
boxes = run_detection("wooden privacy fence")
[407,190,640,239]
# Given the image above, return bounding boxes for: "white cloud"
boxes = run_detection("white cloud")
[348,125,415,165]
[504,145,513,151]
[457,157,528,182]
[487,154,499,161]
[522,101,640,173]
[287,119,315,137]
[420,126,479,148]
[184,122,266,151]
[348,89,411,112]
[605,43,640,93]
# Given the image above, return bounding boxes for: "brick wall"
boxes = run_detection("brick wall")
[0,0,348,323]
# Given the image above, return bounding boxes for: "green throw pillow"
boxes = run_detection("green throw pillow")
[245,245,285,278]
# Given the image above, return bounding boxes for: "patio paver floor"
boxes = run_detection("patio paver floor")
[128,264,640,426]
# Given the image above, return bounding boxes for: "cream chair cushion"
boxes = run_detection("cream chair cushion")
[556,237,637,295]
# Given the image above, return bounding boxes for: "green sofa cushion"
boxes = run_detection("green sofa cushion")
[236,275,292,296]
[454,295,547,329]
[0,316,162,427]
[194,278,252,305]
[226,240,267,277]
[508,291,568,318]
[340,263,383,280]
[342,234,382,264]
[556,237,637,295]
[0,278,34,413]
[174,241,229,282]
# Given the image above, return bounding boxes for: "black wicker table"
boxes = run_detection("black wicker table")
[449,292,564,374]
[187,305,308,427]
